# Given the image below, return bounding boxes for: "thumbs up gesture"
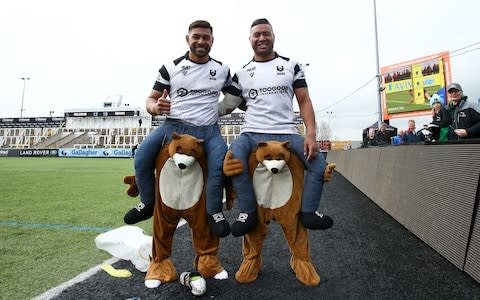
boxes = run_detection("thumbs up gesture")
[156,89,171,115]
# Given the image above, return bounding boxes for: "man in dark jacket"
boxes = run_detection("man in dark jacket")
[446,82,480,140]
[375,123,390,145]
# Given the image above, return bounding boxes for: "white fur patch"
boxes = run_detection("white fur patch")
[159,157,203,210]
[253,163,292,209]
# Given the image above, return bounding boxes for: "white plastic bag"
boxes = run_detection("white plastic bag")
[95,225,152,272]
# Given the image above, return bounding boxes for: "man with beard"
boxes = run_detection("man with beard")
[218,18,333,237]
[124,20,234,238]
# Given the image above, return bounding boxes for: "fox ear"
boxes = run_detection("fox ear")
[258,141,268,148]
[281,141,290,149]
[196,139,204,145]
[172,132,180,140]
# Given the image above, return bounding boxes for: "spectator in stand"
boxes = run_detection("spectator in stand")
[391,129,404,145]
[445,83,480,140]
[428,94,450,141]
[375,123,389,145]
[402,119,424,143]
[362,128,378,147]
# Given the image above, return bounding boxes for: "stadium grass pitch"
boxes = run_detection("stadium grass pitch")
[0,157,153,299]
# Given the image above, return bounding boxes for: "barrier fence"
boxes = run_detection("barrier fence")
[0,148,132,158]
[327,142,480,283]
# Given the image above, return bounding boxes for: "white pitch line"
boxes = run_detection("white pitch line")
[31,257,119,300]
[30,218,194,300]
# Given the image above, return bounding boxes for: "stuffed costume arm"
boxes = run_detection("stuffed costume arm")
[218,93,244,116]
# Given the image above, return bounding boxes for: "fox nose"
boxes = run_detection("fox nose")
[178,163,186,169]
[271,168,279,174]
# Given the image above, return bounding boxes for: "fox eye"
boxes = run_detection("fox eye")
[264,155,272,160]
[176,146,182,153]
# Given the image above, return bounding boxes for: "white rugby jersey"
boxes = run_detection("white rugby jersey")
[231,53,307,134]
[154,52,233,126]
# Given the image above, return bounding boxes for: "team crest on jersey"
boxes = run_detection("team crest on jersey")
[177,88,188,97]
[209,69,217,80]
[276,65,285,75]
[248,89,258,99]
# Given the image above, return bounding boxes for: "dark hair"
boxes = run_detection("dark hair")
[250,18,270,28]
[188,20,213,33]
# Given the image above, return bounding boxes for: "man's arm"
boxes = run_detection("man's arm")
[218,93,244,116]
[294,87,318,161]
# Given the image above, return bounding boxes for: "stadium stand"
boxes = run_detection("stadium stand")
[0,109,306,149]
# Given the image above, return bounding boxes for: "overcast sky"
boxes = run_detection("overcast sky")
[1,0,479,140]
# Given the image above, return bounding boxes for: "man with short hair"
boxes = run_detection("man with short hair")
[402,119,424,143]
[219,18,333,237]
[375,123,389,145]
[445,82,480,140]
[124,20,234,238]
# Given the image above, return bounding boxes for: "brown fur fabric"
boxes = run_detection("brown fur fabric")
[124,133,226,283]
[224,141,336,287]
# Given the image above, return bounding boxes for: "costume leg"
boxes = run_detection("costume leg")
[235,212,269,284]
[288,134,333,230]
[146,201,180,283]
[124,125,168,224]
[184,198,225,278]
[229,133,258,236]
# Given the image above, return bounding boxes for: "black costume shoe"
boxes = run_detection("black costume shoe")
[207,212,231,237]
[124,202,153,224]
[300,211,333,230]
[231,212,258,237]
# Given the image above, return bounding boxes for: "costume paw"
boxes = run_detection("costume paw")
[323,163,336,182]
[214,269,228,280]
[123,175,139,197]
[145,279,161,289]
[223,150,244,177]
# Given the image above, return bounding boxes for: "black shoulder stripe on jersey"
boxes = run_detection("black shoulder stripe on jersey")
[242,59,254,69]
[153,81,170,93]
[232,74,239,83]
[294,63,301,75]
[159,65,170,81]
[277,53,290,61]
[210,57,223,65]
[223,85,242,97]
[173,53,188,65]
[293,78,307,89]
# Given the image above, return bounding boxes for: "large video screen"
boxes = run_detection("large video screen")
[381,52,451,120]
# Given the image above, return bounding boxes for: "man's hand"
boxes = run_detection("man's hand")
[304,136,318,161]
[148,89,171,115]
[454,128,468,138]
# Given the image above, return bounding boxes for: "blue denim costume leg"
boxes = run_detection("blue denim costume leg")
[134,118,226,214]
[229,132,327,213]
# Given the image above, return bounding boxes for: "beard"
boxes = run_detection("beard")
[253,43,274,58]
[190,44,211,59]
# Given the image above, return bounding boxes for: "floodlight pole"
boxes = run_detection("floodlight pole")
[20,77,30,118]
[373,0,383,128]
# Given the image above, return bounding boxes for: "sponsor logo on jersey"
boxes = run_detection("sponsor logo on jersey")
[248,85,289,99]
[276,65,285,75]
[177,88,188,97]
[176,88,219,97]
[248,89,258,99]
